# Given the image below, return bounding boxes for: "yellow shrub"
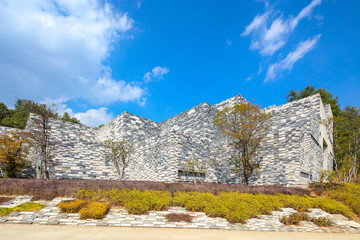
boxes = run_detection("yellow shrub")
[79,202,110,219]
[58,200,88,213]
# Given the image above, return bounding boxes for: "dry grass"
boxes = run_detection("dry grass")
[0,196,14,204]
[165,213,193,223]
[0,178,310,200]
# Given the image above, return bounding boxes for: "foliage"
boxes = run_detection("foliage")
[165,213,193,222]
[26,104,58,179]
[287,86,360,182]
[0,178,311,201]
[103,139,134,180]
[312,183,360,215]
[286,86,341,117]
[0,103,8,124]
[0,196,14,204]
[0,99,80,128]
[280,213,309,225]
[0,202,45,216]
[75,188,172,214]
[312,217,333,226]
[333,106,360,182]
[214,103,272,185]
[74,187,354,223]
[0,131,31,177]
[183,157,208,184]
[78,202,109,219]
[319,170,337,184]
[58,200,88,213]
[59,112,80,124]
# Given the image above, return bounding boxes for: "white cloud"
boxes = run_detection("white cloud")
[242,0,321,56]
[0,0,145,106]
[143,66,170,83]
[93,68,146,105]
[74,107,114,127]
[226,40,232,46]
[264,34,321,82]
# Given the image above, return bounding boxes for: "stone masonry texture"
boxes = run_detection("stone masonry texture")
[0,94,333,186]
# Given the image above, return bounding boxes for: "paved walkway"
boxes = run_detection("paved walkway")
[0,195,360,234]
[0,224,359,240]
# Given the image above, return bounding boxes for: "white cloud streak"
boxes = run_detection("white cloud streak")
[242,0,321,56]
[143,66,170,83]
[0,0,145,106]
[264,34,321,82]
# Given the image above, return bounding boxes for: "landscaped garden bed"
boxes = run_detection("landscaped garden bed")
[0,179,359,228]
[0,178,310,201]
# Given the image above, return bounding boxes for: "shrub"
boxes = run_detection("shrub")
[0,196,14,204]
[0,207,12,216]
[165,213,192,223]
[0,178,310,201]
[58,200,88,213]
[280,213,309,225]
[78,202,110,220]
[312,217,333,226]
[11,202,45,212]
[124,199,150,215]
[0,202,45,216]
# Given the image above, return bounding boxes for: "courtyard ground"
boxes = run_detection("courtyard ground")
[0,224,359,240]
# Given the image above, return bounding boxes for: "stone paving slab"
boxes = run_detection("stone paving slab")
[0,196,359,234]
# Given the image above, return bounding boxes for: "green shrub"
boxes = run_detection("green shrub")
[58,200,89,213]
[312,217,333,226]
[280,213,309,225]
[11,202,45,212]
[78,202,110,219]
[0,208,12,216]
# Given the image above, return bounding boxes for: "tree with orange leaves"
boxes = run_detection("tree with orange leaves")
[0,131,30,178]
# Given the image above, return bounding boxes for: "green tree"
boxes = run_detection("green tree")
[59,112,81,124]
[103,139,134,180]
[0,131,30,178]
[333,106,360,182]
[286,86,341,117]
[0,103,8,123]
[214,103,272,185]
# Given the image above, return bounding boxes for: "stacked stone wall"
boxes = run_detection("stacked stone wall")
[0,93,333,186]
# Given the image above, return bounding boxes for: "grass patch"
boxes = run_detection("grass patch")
[0,202,45,216]
[280,213,309,225]
[165,213,193,223]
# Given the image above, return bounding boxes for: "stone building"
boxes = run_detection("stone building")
[0,93,333,186]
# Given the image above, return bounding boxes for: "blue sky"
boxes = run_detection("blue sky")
[0,0,359,126]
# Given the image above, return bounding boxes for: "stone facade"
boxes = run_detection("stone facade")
[0,94,333,186]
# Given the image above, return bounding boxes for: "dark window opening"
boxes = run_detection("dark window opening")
[178,170,206,178]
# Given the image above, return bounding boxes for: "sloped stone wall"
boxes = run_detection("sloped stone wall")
[2,94,333,186]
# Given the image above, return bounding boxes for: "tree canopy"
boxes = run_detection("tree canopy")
[214,103,272,185]
[0,99,81,129]
[287,86,359,182]
[286,86,341,117]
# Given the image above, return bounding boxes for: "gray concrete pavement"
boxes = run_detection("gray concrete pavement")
[0,224,359,240]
